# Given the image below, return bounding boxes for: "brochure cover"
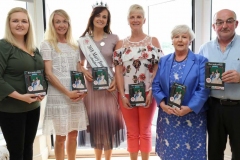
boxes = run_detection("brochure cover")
[168,83,186,108]
[92,67,109,90]
[129,83,146,107]
[70,71,87,92]
[24,70,47,96]
[205,62,225,90]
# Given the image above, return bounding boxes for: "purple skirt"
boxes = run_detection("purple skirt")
[79,80,125,150]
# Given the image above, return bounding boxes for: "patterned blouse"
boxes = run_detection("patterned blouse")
[113,36,164,94]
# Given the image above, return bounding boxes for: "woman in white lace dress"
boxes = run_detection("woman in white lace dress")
[40,9,88,160]
[114,4,163,160]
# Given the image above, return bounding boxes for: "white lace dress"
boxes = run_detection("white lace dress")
[40,41,88,136]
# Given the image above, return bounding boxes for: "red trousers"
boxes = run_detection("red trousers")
[119,93,156,152]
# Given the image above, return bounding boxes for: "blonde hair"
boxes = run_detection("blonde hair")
[4,7,36,53]
[128,4,145,19]
[171,25,195,42]
[44,9,77,53]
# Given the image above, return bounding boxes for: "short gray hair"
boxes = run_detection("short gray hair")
[128,4,145,19]
[171,25,195,42]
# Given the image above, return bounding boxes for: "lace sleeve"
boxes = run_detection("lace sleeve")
[40,41,53,60]
[77,48,81,62]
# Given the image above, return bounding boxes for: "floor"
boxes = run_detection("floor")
[49,156,160,160]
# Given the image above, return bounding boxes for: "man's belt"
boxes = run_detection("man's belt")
[211,97,240,106]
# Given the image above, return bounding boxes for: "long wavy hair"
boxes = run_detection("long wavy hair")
[44,9,77,53]
[4,7,36,53]
[81,7,112,37]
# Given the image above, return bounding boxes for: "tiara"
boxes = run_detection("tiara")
[92,1,108,9]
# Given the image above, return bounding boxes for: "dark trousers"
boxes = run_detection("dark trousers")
[207,98,240,160]
[0,107,40,160]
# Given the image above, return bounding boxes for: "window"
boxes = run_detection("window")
[0,0,26,38]
[148,0,192,54]
[44,0,149,40]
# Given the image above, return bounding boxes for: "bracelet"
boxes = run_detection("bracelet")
[121,95,126,99]
[149,87,152,90]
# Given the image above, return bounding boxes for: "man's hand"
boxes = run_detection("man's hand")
[222,70,240,83]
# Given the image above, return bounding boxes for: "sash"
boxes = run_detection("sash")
[78,35,119,107]
[78,35,113,85]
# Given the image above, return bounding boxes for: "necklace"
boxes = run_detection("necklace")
[174,53,188,62]
[100,33,107,47]
[91,32,107,47]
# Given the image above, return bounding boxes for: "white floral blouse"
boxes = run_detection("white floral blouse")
[113,36,164,94]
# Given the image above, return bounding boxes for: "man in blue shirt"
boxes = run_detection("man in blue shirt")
[199,9,240,160]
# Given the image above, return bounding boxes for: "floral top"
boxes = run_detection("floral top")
[113,36,163,94]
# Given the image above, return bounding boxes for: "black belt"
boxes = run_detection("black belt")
[211,97,240,106]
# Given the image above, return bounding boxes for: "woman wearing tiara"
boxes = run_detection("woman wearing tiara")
[78,3,125,160]
[40,9,88,160]
[114,4,163,160]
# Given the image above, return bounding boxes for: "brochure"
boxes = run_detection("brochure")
[70,71,87,92]
[129,83,146,107]
[168,82,186,108]
[205,62,225,90]
[24,70,47,96]
[92,67,109,90]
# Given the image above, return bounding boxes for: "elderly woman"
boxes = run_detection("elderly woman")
[152,25,210,160]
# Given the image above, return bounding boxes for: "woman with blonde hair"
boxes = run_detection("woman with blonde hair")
[114,4,163,160]
[40,9,88,160]
[0,7,44,160]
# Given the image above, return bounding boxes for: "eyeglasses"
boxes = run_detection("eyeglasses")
[215,18,236,26]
